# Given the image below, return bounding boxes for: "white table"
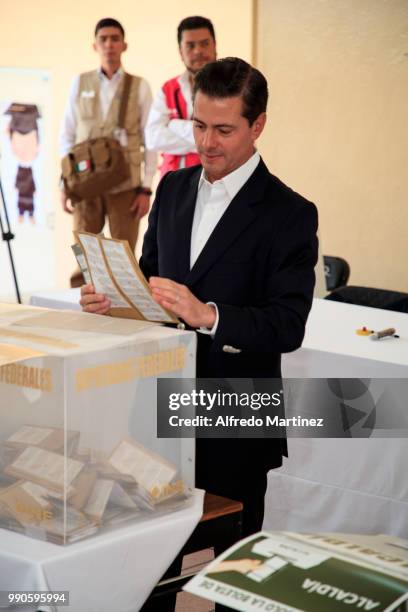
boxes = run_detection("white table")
[282,297,408,377]
[30,293,408,376]
[30,289,81,311]
[0,489,204,612]
[264,299,408,537]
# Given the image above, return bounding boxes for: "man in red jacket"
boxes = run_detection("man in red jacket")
[145,16,216,177]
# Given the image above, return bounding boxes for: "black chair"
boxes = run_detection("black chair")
[326,286,408,313]
[323,255,350,291]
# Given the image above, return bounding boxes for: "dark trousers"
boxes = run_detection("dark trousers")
[195,438,269,538]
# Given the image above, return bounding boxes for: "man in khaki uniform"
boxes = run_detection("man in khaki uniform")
[60,18,156,287]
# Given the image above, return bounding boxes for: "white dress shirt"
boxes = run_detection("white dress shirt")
[59,67,157,188]
[191,150,261,335]
[145,71,197,165]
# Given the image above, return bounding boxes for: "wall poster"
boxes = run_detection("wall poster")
[0,68,54,301]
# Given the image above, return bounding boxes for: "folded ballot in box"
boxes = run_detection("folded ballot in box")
[0,303,196,544]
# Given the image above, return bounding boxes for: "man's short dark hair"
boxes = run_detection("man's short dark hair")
[193,57,268,126]
[95,18,125,38]
[177,16,215,45]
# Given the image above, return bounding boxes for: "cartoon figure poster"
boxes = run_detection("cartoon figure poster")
[0,68,54,300]
[4,102,41,225]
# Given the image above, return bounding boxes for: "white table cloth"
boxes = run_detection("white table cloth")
[282,297,408,377]
[0,489,204,612]
[265,299,408,537]
[29,290,81,311]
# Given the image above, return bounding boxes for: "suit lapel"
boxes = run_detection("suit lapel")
[174,169,201,281]
[185,159,270,287]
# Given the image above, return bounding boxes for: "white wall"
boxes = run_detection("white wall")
[256,0,408,291]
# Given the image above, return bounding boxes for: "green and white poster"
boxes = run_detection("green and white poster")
[185,532,408,611]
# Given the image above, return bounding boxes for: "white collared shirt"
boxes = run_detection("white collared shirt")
[190,150,260,267]
[190,151,261,335]
[59,67,156,187]
[97,67,124,119]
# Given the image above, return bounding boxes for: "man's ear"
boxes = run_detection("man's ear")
[123,41,128,53]
[93,41,97,53]
[252,112,267,140]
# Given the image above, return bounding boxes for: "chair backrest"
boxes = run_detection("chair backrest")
[324,256,350,291]
[326,285,408,312]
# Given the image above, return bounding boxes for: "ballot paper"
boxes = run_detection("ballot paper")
[75,232,178,323]
[69,467,98,510]
[19,481,55,508]
[5,446,84,492]
[108,438,178,499]
[83,478,115,520]
[0,425,188,543]
[76,233,130,310]
[38,502,99,544]
[83,478,138,521]
[5,425,80,456]
[71,243,92,284]
[0,482,52,524]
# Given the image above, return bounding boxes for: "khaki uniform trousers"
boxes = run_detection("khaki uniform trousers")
[70,188,139,288]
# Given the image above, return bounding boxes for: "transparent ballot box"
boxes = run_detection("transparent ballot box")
[0,303,196,544]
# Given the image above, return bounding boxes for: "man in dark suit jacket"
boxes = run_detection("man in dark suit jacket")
[81,57,318,538]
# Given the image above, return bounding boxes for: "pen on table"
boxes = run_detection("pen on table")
[370,327,399,341]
